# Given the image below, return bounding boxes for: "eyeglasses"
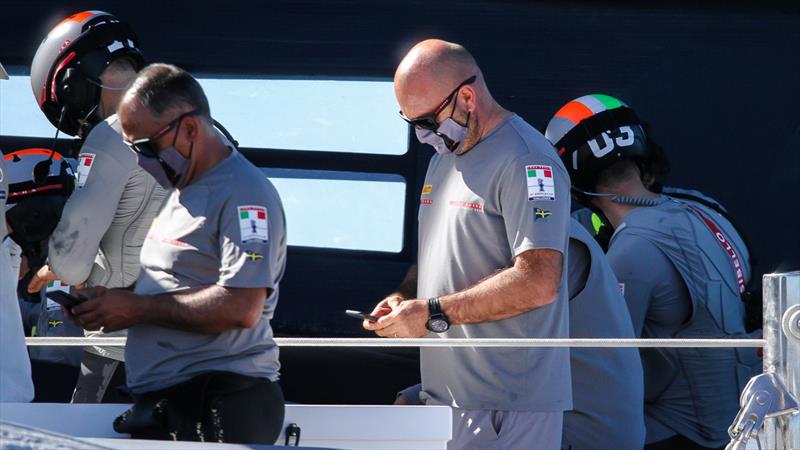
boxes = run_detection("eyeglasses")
[398,75,476,130]
[124,109,200,158]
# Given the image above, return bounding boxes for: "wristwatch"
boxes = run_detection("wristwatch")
[426,297,450,333]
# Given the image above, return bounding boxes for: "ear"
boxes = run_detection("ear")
[459,85,477,113]
[182,115,200,140]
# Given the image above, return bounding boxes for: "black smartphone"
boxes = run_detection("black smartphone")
[46,291,86,309]
[345,309,378,323]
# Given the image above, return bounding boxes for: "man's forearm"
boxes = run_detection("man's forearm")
[138,285,265,334]
[392,265,418,299]
[439,249,562,324]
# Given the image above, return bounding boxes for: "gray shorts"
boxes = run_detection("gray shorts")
[449,408,563,450]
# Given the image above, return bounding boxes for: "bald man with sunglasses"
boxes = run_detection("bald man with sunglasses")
[364,40,572,450]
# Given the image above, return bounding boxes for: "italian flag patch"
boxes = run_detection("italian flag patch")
[238,205,269,243]
[525,165,555,201]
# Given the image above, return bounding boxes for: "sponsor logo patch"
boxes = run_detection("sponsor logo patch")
[421,184,433,195]
[449,200,483,211]
[619,283,625,295]
[525,164,555,201]
[420,199,433,205]
[238,205,269,243]
[76,153,96,189]
[533,208,552,221]
[45,280,70,310]
[162,238,191,248]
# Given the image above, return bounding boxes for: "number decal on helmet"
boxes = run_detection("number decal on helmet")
[587,126,636,158]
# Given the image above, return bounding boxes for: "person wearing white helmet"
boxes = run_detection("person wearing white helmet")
[2,148,76,403]
[27,10,166,403]
[545,94,761,450]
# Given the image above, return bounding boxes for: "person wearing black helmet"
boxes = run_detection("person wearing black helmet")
[4,149,83,402]
[27,11,166,404]
[1,152,35,403]
[545,94,761,450]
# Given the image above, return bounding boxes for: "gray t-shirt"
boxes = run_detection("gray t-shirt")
[417,114,572,412]
[127,150,287,394]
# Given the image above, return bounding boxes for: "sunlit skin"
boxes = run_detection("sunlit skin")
[591,164,661,229]
[393,39,510,155]
[364,40,563,339]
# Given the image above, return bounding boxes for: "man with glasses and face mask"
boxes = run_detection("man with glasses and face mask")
[27,11,166,404]
[71,63,287,445]
[364,39,572,450]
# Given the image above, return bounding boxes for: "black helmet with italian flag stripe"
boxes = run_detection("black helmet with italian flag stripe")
[30,11,144,137]
[544,94,650,193]
[4,149,75,269]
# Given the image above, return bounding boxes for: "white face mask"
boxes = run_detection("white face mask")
[415,115,470,155]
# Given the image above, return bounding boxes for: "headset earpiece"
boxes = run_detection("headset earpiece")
[56,67,97,111]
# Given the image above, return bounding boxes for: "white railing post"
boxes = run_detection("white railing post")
[762,271,800,449]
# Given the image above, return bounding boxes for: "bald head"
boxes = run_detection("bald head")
[395,39,485,118]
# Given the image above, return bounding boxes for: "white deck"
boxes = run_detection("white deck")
[0,402,452,449]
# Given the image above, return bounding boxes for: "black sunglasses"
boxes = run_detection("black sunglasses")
[399,75,477,130]
[124,109,200,158]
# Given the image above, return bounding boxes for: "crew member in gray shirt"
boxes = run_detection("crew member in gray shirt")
[365,40,572,450]
[72,64,286,445]
[545,94,760,450]
[396,219,645,450]
[27,11,165,403]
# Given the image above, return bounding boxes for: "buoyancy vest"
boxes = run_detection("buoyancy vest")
[564,221,645,450]
[612,195,761,446]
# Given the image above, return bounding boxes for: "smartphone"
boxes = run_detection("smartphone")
[46,291,86,309]
[345,309,378,323]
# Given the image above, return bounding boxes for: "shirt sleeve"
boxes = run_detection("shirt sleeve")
[48,138,130,285]
[499,155,571,257]
[567,237,591,300]
[216,188,281,289]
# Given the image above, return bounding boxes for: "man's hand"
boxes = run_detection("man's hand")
[71,287,144,333]
[394,394,413,405]
[27,264,59,293]
[364,298,428,338]
[361,293,403,329]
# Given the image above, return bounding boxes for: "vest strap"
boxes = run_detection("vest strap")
[683,203,747,299]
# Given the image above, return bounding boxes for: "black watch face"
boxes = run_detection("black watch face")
[427,318,449,333]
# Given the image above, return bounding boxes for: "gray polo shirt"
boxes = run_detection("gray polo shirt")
[127,150,286,394]
[417,114,572,412]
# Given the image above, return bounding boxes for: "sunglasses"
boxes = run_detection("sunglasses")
[399,75,476,130]
[124,109,200,158]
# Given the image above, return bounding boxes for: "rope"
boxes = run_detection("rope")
[25,337,766,348]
